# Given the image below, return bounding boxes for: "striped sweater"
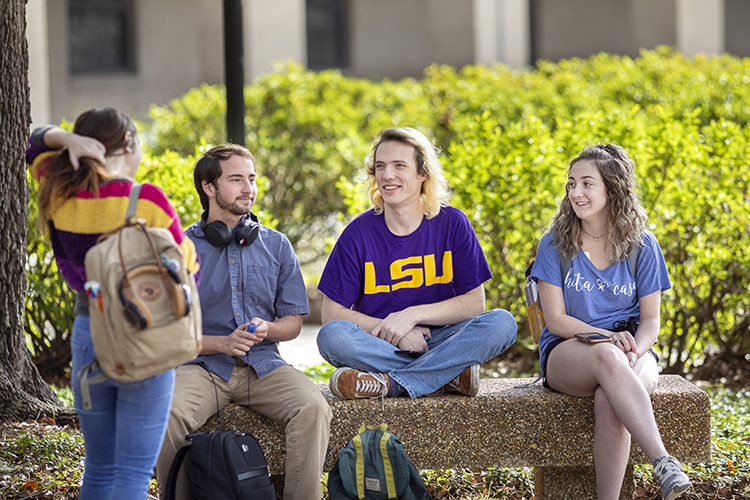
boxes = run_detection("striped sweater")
[27,145,199,293]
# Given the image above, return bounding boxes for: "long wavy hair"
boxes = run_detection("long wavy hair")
[364,127,450,219]
[551,144,647,263]
[37,108,136,235]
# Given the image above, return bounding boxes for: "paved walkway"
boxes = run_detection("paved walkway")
[277,323,326,368]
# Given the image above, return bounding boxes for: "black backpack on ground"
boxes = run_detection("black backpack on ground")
[165,430,275,500]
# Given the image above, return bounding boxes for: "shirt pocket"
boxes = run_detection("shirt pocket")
[244,264,278,307]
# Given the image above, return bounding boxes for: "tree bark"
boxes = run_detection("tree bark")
[0,0,75,424]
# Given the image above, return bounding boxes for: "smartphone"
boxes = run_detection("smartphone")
[395,349,425,358]
[574,333,613,344]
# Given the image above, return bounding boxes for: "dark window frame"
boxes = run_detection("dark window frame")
[69,0,136,75]
[306,0,348,70]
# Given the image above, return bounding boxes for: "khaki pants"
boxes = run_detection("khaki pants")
[156,363,332,500]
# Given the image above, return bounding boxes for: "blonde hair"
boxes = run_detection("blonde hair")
[552,144,647,263]
[364,127,450,219]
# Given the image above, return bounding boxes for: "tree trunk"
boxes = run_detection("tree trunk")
[0,0,75,424]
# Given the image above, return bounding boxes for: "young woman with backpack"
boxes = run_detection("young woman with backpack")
[529,144,691,500]
[27,108,199,500]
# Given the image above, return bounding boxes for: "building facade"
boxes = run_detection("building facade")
[27,0,748,128]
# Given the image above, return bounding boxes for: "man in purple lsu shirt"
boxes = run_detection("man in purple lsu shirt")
[316,127,517,400]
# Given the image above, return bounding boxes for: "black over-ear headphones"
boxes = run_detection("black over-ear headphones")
[119,265,192,330]
[200,211,259,247]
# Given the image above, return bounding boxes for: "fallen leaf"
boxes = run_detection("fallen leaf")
[23,480,39,491]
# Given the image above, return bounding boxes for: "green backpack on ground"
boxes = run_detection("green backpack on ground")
[327,424,429,500]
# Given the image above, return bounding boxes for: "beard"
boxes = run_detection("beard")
[215,187,253,216]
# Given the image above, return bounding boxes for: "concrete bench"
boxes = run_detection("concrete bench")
[200,374,710,499]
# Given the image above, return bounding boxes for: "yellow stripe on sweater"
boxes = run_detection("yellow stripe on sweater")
[51,197,174,234]
[51,196,199,275]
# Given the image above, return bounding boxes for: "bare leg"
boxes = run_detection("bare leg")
[547,341,665,499]
[593,386,631,500]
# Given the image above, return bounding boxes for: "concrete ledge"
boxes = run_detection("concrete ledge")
[200,374,710,499]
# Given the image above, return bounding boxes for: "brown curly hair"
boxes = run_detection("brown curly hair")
[551,144,647,263]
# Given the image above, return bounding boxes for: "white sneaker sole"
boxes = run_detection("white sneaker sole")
[328,367,351,400]
[466,364,480,396]
[663,482,691,500]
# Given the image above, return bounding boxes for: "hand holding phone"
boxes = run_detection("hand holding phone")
[574,333,613,344]
[395,349,425,359]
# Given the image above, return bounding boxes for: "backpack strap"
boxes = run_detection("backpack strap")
[628,242,640,277]
[353,424,396,499]
[378,427,396,499]
[164,443,191,500]
[353,427,366,499]
[515,375,544,388]
[550,228,572,282]
[126,182,142,221]
[76,361,109,411]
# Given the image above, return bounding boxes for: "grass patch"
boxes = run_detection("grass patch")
[0,421,85,498]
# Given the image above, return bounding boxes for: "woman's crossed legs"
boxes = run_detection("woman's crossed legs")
[546,339,662,500]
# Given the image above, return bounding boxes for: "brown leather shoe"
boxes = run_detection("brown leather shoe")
[443,364,480,396]
[329,367,389,400]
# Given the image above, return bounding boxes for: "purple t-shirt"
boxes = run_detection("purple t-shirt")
[318,205,492,326]
[530,230,671,372]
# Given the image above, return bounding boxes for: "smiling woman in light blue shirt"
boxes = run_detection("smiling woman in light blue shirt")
[530,144,690,500]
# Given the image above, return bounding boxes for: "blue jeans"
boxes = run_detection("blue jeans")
[317,309,517,398]
[71,316,175,500]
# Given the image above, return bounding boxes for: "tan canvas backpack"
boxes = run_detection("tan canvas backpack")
[78,183,202,408]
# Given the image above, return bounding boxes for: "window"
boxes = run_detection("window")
[306,0,348,70]
[69,0,135,74]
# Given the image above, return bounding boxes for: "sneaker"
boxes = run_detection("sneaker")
[443,364,480,396]
[653,455,691,500]
[329,367,389,400]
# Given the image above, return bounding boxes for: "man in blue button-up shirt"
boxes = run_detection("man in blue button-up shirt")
[156,144,332,500]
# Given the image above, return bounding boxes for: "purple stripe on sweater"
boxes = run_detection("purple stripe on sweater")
[50,224,101,292]
[26,126,56,165]
[26,142,51,166]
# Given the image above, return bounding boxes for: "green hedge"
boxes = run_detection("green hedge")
[27,48,750,381]
[444,107,750,371]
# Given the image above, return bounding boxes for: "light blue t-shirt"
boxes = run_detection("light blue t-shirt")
[530,230,671,373]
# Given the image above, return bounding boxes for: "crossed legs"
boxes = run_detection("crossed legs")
[546,340,662,500]
[317,309,517,398]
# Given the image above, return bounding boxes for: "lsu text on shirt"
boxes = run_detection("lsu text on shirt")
[318,205,492,327]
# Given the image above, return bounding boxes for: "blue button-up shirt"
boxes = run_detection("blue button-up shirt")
[186,215,310,381]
